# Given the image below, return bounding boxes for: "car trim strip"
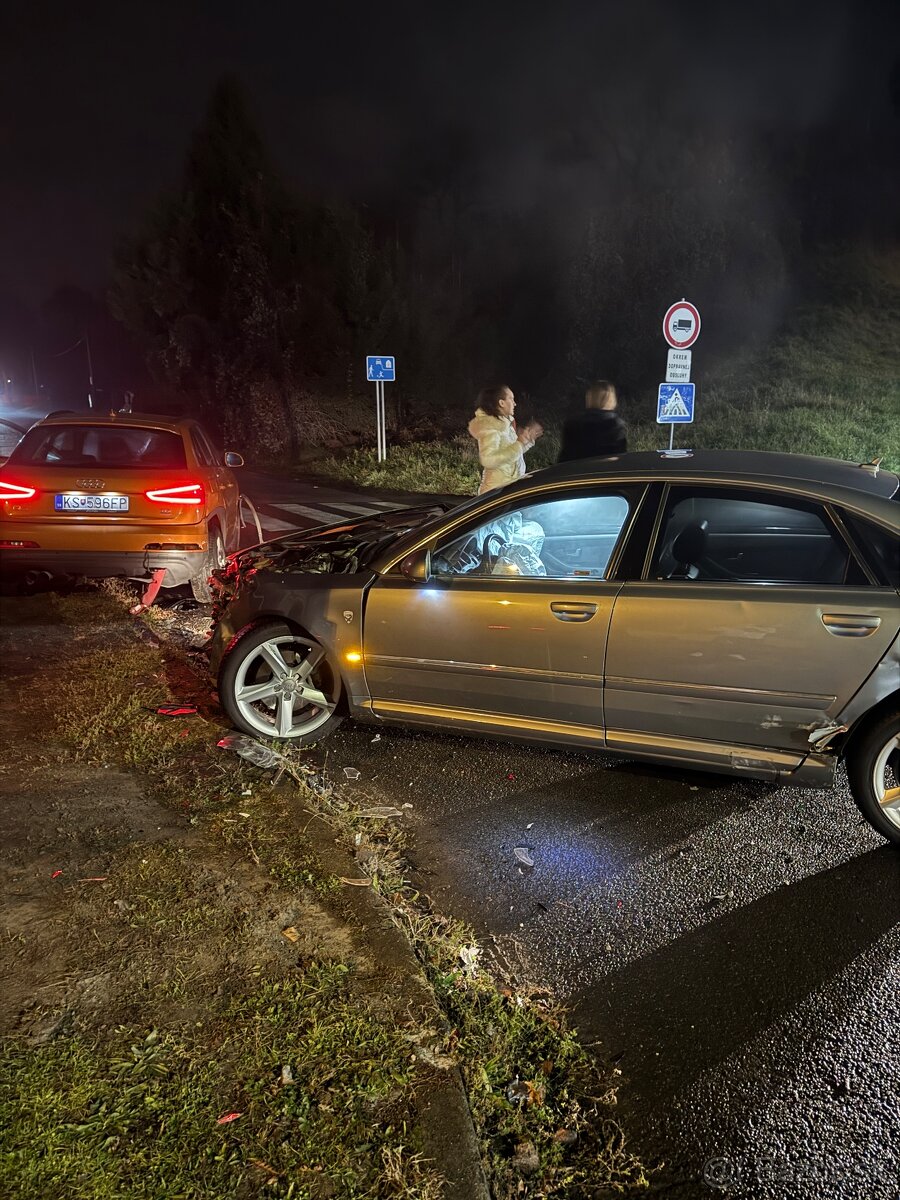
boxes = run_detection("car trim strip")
[362,698,606,742]
[604,675,836,706]
[365,653,602,686]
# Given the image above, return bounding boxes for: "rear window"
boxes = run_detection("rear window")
[9,425,187,469]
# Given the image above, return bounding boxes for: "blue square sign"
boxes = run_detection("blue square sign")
[366,356,396,382]
[657,382,695,424]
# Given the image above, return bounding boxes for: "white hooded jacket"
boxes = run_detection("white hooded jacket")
[467,409,534,494]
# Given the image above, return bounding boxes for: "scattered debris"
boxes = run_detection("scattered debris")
[280,1064,295,1086]
[512,1139,540,1175]
[525,822,534,830]
[281,926,300,943]
[402,802,413,809]
[356,806,403,819]
[513,847,534,868]
[217,732,307,785]
[371,734,382,743]
[506,1078,532,1104]
[507,772,516,781]
[165,597,202,613]
[129,567,167,614]
[50,869,63,880]
[216,1112,243,1125]
[339,876,372,887]
[459,943,480,977]
[155,704,198,717]
[689,785,700,792]
[343,767,361,781]
[77,876,108,883]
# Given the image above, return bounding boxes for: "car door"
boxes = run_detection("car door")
[191,426,240,550]
[603,485,899,769]
[362,484,646,744]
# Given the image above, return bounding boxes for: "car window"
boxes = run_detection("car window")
[9,424,187,469]
[432,491,633,580]
[189,428,216,467]
[651,488,854,584]
[842,511,900,588]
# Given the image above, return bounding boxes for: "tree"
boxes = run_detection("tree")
[111,75,380,453]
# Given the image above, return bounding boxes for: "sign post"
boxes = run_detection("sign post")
[366,356,396,463]
[659,301,701,450]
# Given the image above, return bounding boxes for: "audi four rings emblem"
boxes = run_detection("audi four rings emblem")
[75,479,105,490]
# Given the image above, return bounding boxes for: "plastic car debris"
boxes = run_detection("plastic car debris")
[357,806,403,818]
[280,1065,294,1086]
[506,1078,531,1104]
[155,704,198,717]
[339,875,372,886]
[343,767,361,781]
[281,926,300,943]
[50,869,63,879]
[129,567,167,615]
[216,1112,242,1125]
[459,943,480,977]
[513,847,535,867]
[217,731,307,784]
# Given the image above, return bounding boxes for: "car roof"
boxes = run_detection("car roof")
[529,450,899,515]
[29,412,199,434]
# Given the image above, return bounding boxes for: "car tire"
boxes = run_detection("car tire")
[191,525,226,604]
[219,621,345,744]
[846,709,900,847]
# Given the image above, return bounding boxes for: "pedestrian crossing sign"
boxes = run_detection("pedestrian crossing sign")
[657,382,695,424]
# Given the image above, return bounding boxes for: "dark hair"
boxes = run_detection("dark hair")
[477,385,511,419]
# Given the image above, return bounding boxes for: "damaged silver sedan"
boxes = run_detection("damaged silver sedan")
[209,451,900,846]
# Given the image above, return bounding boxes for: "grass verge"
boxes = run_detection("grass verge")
[1,590,650,1195]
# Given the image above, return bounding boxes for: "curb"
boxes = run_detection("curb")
[294,803,492,1200]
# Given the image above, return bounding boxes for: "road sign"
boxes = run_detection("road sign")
[665,348,692,382]
[366,356,396,382]
[662,301,701,349]
[657,383,695,424]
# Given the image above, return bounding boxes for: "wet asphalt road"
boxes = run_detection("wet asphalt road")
[243,470,900,1199]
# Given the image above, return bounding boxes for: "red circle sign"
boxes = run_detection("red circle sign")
[663,300,701,349]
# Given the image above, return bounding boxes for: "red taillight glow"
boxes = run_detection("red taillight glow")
[145,483,205,506]
[0,480,37,502]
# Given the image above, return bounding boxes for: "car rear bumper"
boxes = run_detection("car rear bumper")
[0,547,205,587]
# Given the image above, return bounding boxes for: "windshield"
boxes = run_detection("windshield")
[382,492,487,560]
[9,424,187,469]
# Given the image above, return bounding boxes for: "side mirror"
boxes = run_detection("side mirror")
[398,548,430,581]
[224,450,244,468]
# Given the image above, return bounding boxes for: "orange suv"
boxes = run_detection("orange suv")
[0,413,245,600]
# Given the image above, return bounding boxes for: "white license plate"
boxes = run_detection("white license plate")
[54,493,130,513]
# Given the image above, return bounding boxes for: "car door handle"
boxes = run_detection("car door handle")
[821,613,882,637]
[550,602,598,622]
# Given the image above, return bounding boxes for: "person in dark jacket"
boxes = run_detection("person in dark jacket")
[557,380,627,462]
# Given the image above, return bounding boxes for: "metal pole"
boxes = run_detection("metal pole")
[668,422,675,452]
[85,332,95,409]
[375,381,383,462]
[380,381,387,461]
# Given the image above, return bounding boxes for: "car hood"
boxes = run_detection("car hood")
[209,501,454,619]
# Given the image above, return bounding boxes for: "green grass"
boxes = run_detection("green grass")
[0,966,444,1200]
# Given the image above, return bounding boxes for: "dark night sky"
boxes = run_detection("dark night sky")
[1,0,898,306]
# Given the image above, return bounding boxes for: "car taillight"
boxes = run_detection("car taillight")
[145,483,205,506]
[0,480,37,502]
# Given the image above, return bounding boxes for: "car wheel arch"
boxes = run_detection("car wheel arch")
[220,615,351,716]
[837,689,900,759]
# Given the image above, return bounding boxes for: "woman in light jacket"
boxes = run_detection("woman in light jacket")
[467,385,543,494]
